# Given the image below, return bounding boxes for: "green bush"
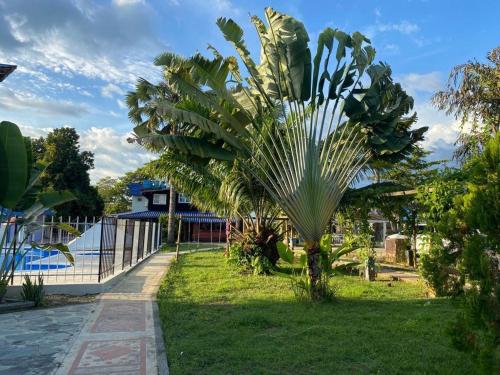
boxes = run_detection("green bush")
[419,241,463,297]
[227,241,273,275]
[227,242,250,267]
[290,272,338,302]
[449,235,499,373]
[21,275,45,307]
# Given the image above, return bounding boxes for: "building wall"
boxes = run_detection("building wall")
[131,196,148,213]
[142,189,197,212]
[181,222,227,242]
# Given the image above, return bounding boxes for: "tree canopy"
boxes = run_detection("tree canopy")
[432,46,500,161]
[130,7,427,297]
[96,168,151,215]
[33,127,103,217]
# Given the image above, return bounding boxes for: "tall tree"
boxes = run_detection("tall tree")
[378,148,444,265]
[432,46,500,161]
[30,136,46,162]
[37,127,103,217]
[127,78,185,244]
[148,150,283,264]
[97,168,151,214]
[417,136,499,372]
[133,8,426,298]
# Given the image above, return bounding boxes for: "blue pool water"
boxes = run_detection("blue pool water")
[0,247,71,271]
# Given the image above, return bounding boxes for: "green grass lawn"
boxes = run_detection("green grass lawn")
[160,242,224,253]
[157,250,477,375]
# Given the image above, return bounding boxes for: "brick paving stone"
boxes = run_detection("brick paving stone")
[0,251,188,374]
[68,339,146,375]
[56,253,175,375]
[91,301,146,333]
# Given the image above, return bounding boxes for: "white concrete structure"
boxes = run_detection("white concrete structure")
[131,195,148,212]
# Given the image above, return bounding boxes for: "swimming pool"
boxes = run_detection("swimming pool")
[0,247,71,271]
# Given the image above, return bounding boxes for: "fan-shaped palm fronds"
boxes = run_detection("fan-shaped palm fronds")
[133,8,427,292]
[147,151,281,231]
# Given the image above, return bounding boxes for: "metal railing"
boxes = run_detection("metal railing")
[1,216,161,285]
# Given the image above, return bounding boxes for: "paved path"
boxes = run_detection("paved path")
[0,302,96,375]
[55,252,175,375]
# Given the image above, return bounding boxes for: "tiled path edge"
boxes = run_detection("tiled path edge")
[54,252,175,375]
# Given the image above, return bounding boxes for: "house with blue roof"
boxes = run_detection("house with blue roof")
[117,180,227,243]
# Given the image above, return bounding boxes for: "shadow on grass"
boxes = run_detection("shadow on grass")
[158,251,477,375]
[160,297,477,375]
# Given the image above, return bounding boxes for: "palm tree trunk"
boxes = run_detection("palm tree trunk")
[167,181,176,244]
[166,122,177,244]
[306,241,322,299]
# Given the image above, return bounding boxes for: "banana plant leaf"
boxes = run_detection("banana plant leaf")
[277,242,294,264]
[0,121,28,208]
[39,243,75,265]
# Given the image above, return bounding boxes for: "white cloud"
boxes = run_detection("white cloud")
[79,127,155,182]
[116,99,127,110]
[412,101,459,161]
[112,0,145,6]
[397,72,442,96]
[0,0,163,85]
[0,86,89,117]
[364,20,420,39]
[101,83,125,98]
[383,43,400,53]
[378,20,419,35]
[17,124,155,183]
[18,124,54,138]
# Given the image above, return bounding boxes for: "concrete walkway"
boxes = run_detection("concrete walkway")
[0,302,96,375]
[54,252,175,375]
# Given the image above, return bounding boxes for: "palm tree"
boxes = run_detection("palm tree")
[133,8,427,297]
[126,78,184,244]
[147,150,283,264]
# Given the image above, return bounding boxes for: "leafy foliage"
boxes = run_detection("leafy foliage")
[417,135,499,372]
[278,234,360,300]
[132,8,425,295]
[432,46,500,161]
[420,239,463,297]
[21,275,45,307]
[227,240,274,275]
[34,127,103,217]
[449,135,499,372]
[0,121,78,285]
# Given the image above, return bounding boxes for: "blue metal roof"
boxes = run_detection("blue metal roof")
[128,180,168,196]
[116,210,229,223]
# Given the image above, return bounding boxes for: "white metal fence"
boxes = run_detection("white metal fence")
[0,216,161,285]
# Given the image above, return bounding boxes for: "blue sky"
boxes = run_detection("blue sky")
[0,0,498,181]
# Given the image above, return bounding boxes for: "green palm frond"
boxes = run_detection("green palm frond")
[134,7,427,245]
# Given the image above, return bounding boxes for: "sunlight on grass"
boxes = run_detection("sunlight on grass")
[158,250,477,375]
[160,242,224,253]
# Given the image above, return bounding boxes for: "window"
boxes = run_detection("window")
[153,194,167,205]
[178,194,191,204]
